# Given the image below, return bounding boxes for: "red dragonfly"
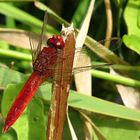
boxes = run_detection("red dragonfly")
[2,13,65,134]
[2,13,120,133]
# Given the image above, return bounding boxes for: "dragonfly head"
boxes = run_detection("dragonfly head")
[47,35,65,49]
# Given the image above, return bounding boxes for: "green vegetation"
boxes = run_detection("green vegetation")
[0,1,140,140]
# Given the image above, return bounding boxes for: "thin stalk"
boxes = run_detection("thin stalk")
[104,0,112,48]
[0,48,31,61]
[92,69,140,88]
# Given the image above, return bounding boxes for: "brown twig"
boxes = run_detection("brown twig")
[104,0,113,48]
[46,25,75,140]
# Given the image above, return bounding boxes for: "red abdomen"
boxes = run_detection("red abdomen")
[2,45,62,133]
[2,71,42,133]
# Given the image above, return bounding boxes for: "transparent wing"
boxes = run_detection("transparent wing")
[47,37,121,69]
[35,12,48,59]
[29,12,48,64]
[29,32,41,63]
[42,37,121,81]
[65,37,122,63]
[85,37,122,61]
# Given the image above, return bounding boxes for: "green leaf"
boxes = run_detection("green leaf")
[37,84,140,122]
[1,67,140,139]
[0,3,57,34]
[2,80,140,140]
[124,0,140,36]
[1,67,140,123]
[123,0,140,57]
[0,67,26,88]
[0,123,17,140]
[70,92,140,122]
[71,0,90,27]
[28,98,46,140]
[63,109,85,140]
[93,116,140,140]
[123,34,140,55]
[137,1,140,28]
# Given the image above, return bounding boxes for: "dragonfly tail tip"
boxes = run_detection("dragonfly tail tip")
[2,124,9,134]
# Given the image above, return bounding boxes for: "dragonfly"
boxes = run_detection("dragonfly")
[2,13,121,134]
[2,13,66,133]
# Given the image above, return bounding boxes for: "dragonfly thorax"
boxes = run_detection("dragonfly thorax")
[33,47,57,76]
[47,35,64,49]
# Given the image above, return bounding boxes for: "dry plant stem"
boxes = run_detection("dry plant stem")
[46,28,75,140]
[110,68,140,111]
[104,0,112,48]
[74,0,95,139]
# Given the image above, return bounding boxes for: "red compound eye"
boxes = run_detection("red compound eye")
[47,35,65,49]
